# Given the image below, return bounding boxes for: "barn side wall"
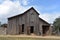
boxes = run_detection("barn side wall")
[7,8,51,35]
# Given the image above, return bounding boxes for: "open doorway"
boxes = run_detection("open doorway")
[42,25,49,36]
[22,24,24,34]
[30,26,34,33]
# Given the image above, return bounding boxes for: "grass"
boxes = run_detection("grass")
[0,37,60,40]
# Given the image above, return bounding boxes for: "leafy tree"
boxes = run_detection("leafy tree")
[53,17,60,35]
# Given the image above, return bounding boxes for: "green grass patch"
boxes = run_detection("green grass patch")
[0,37,59,40]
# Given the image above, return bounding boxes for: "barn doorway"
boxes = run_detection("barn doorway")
[30,26,34,33]
[22,24,24,34]
[42,25,49,36]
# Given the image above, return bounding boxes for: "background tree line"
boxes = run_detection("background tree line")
[53,17,60,35]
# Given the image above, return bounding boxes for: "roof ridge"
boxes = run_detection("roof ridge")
[8,7,39,19]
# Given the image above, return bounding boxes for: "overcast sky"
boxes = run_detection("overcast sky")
[0,0,60,24]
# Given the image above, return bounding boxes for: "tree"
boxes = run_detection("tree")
[53,17,60,35]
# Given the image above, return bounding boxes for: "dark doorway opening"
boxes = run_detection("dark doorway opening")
[22,24,24,33]
[30,26,34,33]
[42,25,49,35]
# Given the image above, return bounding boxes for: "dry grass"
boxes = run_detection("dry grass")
[0,37,60,40]
[0,35,60,40]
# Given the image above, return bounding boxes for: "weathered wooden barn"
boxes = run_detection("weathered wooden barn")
[7,7,51,36]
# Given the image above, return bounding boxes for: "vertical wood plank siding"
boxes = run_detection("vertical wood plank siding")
[7,7,51,35]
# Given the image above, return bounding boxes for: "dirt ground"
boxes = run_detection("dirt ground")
[0,35,60,39]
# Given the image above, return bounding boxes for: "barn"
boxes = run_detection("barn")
[7,7,51,36]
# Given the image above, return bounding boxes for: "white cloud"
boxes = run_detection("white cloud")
[0,0,29,24]
[39,12,60,23]
[0,1,13,15]
[22,0,29,5]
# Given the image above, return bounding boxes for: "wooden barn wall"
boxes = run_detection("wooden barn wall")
[39,19,50,35]
[7,17,17,34]
[7,9,50,35]
[7,9,39,35]
[25,9,39,35]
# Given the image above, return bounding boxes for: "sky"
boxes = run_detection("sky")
[0,0,60,24]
